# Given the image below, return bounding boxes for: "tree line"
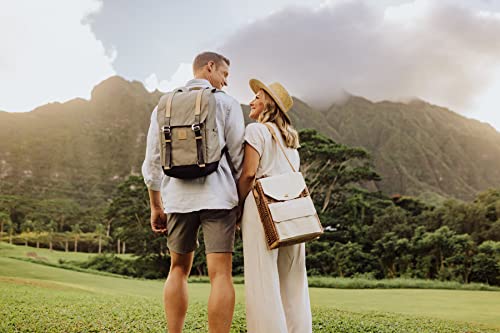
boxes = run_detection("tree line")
[1,129,499,285]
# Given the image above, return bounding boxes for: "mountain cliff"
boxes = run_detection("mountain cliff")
[1,76,499,204]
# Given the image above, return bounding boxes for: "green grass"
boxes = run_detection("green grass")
[1,255,499,332]
[0,242,133,265]
[4,243,498,291]
[189,275,500,291]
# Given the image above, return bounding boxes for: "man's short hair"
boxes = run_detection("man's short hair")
[193,52,230,72]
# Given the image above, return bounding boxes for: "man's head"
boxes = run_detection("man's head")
[192,51,230,89]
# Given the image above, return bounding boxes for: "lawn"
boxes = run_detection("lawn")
[0,242,133,265]
[1,244,499,332]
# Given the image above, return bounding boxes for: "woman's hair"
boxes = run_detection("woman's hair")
[257,90,300,149]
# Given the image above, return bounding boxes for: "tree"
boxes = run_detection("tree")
[106,175,169,277]
[32,219,45,249]
[47,220,57,251]
[0,211,10,242]
[115,227,124,254]
[372,232,411,278]
[446,233,476,283]
[5,217,14,244]
[471,241,500,285]
[71,224,81,252]
[332,241,375,278]
[64,231,70,252]
[299,129,381,214]
[95,223,105,254]
[21,219,34,246]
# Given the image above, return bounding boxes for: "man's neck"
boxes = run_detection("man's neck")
[194,74,209,81]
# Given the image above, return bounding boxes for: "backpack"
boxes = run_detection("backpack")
[156,86,226,179]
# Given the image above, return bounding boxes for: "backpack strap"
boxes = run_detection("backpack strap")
[264,123,296,172]
[192,88,209,168]
[162,89,182,170]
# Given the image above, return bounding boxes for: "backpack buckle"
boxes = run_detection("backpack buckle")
[162,126,172,143]
[162,126,171,134]
[191,124,201,132]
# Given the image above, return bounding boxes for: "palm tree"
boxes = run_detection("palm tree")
[21,219,34,247]
[95,224,105,254]
[115,227,124,254]
[47,220,57,251]
[71,224,81,253]
[32,219,44,249]
[64,231,70,252]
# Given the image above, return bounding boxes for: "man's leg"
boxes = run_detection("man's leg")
[206,252,235,333]
[164,250,194,333]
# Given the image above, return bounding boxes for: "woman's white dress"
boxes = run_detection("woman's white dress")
[241,122,312,333]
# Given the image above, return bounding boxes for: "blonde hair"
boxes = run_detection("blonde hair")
[257,90,300,149]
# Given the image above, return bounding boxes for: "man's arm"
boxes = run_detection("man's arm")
[148,189,167,234]
[224,98,245,180]
[141,106,167,233]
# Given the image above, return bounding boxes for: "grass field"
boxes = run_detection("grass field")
[1,244,499,332]
[0,242,133,265]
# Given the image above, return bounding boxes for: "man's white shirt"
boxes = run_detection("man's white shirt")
[141,79,245,213]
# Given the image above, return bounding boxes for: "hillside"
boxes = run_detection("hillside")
[1,76,500,203]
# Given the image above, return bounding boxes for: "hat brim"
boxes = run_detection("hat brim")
[249,79,291,123]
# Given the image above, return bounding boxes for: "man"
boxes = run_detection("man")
[141,51,245,333]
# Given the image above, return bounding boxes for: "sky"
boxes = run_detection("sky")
[1,0,499,130]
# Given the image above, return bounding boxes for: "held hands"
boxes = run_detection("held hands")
[236,204,243,232]
[150,207,167,234]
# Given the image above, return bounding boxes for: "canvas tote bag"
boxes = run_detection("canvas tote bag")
[252,123,323,249]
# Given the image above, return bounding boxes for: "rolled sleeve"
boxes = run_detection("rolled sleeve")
[244,123,266,157]
[141,107,164,191]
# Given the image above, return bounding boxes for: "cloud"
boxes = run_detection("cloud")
[144,63,193,93]
[219,0,500,127]
[0,0,115,112]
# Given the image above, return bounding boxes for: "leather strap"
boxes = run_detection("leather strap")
[165,91,177,119]
[163,91,179,170]
[264,123,296,172]
[194,88,205,125]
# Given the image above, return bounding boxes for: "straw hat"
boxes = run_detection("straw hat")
[249,79,293,121]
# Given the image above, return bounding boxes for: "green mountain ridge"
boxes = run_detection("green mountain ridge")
[1,75,499,204]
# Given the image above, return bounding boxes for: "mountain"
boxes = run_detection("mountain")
[0,76,162,204]
[1,76,499,204]
[306,96,500,200]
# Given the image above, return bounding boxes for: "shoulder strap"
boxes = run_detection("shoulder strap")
[263,123,296,172]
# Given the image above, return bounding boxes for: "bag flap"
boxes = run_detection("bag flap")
[268,196,317,223]
[259,172,306,201]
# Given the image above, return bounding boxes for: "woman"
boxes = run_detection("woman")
[237,79,312,333]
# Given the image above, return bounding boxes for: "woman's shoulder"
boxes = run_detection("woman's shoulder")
[245,122,271,136]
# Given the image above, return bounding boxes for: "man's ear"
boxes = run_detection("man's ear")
[207,61,214,73]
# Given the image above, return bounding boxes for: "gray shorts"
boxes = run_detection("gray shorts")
[166,207,238,254]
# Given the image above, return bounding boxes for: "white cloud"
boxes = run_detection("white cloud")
[0,0,115,112]
[220,0,500,130]
[143,63,193,93]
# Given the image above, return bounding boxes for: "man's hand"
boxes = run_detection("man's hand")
[150,207,167,234]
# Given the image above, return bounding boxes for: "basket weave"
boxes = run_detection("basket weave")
[253,180,319,249]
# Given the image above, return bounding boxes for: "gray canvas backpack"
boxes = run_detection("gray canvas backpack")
[156,86,226,179]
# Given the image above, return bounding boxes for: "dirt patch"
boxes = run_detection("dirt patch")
[25,252,48,261]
